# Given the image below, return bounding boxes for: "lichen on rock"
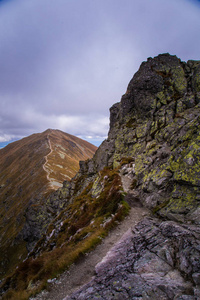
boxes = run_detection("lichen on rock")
[66,53,200,299]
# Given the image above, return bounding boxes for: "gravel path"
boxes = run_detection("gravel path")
[31,206,150,300]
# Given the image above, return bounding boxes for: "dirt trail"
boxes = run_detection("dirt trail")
[43,135,54,188]
[31,164,150,300]
[31,206,150,300]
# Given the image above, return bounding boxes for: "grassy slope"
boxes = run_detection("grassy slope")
[45,129,97,188]
[0,129,97,282]
[0,165,129,300]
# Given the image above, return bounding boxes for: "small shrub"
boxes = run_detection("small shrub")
[120,157,134,166]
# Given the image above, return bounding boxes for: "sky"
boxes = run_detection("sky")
[0,0,200,147]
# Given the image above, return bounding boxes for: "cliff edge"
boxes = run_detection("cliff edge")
[68,53,200,299]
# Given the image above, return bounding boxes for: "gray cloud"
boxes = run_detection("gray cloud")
[0,0,200,145]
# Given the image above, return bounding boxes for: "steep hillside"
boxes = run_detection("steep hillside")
[0,129,96,282]
[1,54,200,300]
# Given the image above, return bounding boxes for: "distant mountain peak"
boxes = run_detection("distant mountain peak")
[0,129,97,279]
[41,129,97,189]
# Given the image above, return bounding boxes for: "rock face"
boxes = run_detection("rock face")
[1,54,200,300]
[83,53,200,224]
[66,54,200,299]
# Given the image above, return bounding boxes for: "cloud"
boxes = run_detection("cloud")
[0,133,16,143]
[0,0,200,144]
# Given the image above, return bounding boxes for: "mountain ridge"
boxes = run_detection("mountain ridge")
[1,54,200,299]
[0,129,97,283]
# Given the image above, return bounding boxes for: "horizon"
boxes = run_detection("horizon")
[0,129,104,148]
[0,0,200,144]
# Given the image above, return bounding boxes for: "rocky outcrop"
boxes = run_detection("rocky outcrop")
[65,54,200,299]
[81,53,200,224]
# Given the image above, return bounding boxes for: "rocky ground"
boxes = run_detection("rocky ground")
[67,217,200,300]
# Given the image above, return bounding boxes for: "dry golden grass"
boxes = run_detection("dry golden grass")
[0,129,97,282]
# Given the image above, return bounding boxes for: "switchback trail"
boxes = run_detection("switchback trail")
[30,206,150,300]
